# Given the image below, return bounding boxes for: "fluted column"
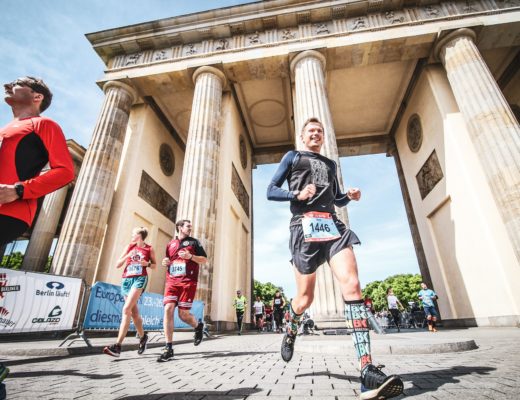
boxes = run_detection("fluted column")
[51,81,137,281]
[22,185,69,271]
[177,66,226,319]
[291,50,347,326]
[434,29,520,263]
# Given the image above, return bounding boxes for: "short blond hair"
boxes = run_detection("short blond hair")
[301,117,324,134]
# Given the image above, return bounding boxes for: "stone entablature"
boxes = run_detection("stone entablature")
[99,1,520,72]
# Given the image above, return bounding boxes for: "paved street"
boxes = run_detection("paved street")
[2,327,520,399]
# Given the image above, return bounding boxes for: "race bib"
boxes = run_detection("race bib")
[274,299,281,305]
[169,260,186,276]
[126,263,143,276]
[302,212,340,242]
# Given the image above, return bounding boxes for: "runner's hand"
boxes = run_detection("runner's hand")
[297,184,316,201]
[347,188,361,201]
[161,257,170,267]
[0,184,19,204]
[179,249,192,260]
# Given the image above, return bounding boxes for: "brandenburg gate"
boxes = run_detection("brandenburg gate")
[47,0,520,329]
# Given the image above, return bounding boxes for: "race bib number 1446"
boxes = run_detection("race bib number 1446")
[302,211,341,242]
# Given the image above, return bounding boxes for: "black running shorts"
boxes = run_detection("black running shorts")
[0,215,29,245]
[289,215,361,275]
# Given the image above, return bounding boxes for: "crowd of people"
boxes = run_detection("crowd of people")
[364,282,440,332]
[232,290,293,334]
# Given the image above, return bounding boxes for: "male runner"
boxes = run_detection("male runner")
[418,282,439,332]
[253,296,265,332]
[233,290,247,335]
[0,76,74,392]
[272,290,285,333]
[0,76,74,245]
[157,219,207,362]
[267,117,403,399]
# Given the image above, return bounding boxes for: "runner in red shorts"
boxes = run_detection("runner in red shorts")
[157,219,207,362]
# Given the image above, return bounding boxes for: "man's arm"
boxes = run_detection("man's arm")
[182,239,208,264]
[21,119,74,200]
[267,151,297,201]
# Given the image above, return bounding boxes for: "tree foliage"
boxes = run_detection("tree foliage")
[362,273,423,311]
[1,252,24,270]
[253,279,288,307]
[0,253,53,272]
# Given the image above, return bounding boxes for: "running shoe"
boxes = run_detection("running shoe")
[194,321,204,346]
[103,344,121,358]
[0,363,9,382]
[157,347,174,362]
[360,364,403,400]
[137,332,149,355]
[280,329,297,362]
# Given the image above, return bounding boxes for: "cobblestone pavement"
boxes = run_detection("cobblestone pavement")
[2,328,520,399]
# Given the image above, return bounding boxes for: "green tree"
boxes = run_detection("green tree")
[1,251,24,270]
[44,256,53,273]
[253,280,288,307]
[362,273,423,311]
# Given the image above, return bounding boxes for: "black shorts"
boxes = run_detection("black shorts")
[0,215,29,245]
[289,215,360,275]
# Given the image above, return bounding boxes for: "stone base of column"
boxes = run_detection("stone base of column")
[210,321,256,333]
[443,315,520,328]
[312,317,346,330]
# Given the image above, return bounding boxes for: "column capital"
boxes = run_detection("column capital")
[192,66,227,88]
[290,50,326,77]
[102,80,138,104]
[433,28,477,63]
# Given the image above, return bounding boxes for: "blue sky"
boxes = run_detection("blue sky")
[1,1,420,297]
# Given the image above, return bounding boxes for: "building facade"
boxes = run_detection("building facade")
[51,0,520,328]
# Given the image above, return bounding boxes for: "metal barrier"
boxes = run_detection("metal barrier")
[60,281,204,347]
[0,268,85,334]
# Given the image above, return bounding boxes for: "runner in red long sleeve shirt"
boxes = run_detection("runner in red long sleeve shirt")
[0,77,74,245]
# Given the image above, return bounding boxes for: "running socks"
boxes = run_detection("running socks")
[345,300,372,370]
[289,302,303,333]
[166,342,173,350]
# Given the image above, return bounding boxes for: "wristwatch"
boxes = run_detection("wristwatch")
[14,183,24,199]
[292,190,300,199]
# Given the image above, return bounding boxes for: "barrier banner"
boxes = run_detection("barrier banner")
[0,268,83,333]
[83,281,204,331]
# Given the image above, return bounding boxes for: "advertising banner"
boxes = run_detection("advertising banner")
[83,281,203,331]
[0,268,83,333]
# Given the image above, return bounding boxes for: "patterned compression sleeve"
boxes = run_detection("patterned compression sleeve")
[345,300,373,370]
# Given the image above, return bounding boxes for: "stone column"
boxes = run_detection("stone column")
[21,185,69,272]
[177,66,226,319]
[51,81,137,281]
[434,29,520,263]
[290,50,347,327]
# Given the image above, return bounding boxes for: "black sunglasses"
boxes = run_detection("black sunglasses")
[8,78,47,95]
